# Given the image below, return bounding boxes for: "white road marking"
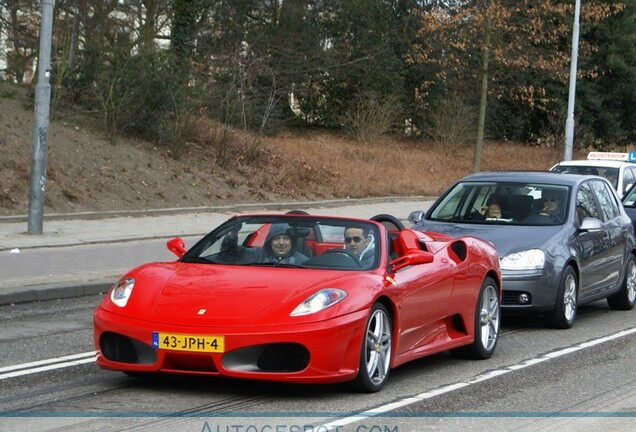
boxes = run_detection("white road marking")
[3,325,636,423]
[320,326,636,430]
[0,351,97,380]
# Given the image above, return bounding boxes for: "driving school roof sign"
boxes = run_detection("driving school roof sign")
[587,151,636,162]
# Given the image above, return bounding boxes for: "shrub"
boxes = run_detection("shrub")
[341,92,402,144]
[423,97,476,153]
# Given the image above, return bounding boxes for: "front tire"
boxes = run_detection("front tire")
[607,254,636,310]
[352,303,392,393]
[544,266,578,329]
[451,277,500,359]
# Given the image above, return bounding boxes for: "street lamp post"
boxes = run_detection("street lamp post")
[27,0,56,234]
[564,0,581,161]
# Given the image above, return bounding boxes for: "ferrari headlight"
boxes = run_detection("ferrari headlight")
[110,277,135,307]
[291,289,347,316]
[500,249,545,270]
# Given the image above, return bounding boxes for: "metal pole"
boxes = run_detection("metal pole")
[27,0,56,234]
[473,15,491,173]
[564,0,581,161]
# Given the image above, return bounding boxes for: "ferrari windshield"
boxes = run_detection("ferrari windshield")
[183,215,380,270]
[428,181,570,226]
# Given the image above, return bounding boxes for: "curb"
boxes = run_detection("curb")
[0,196,430,223]
[0,280,111,306]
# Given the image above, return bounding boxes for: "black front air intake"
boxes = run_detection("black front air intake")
[256,343,310,372]
[101,332,137,363]
[100,332,157,364]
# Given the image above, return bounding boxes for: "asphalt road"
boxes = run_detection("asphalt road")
[1,295,636,432]
[2,198,636,431]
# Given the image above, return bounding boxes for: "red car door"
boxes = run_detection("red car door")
[392,253,456,355]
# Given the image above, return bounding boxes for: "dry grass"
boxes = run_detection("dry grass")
[0,80,590,216]
[262,131,586,198]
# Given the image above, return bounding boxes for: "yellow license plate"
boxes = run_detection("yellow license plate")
[152,332,225,353]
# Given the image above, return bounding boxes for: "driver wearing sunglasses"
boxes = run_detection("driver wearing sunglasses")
[344,226,375,268]
[538,188,563,219]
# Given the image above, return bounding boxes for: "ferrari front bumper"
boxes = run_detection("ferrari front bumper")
[94,306,369,384]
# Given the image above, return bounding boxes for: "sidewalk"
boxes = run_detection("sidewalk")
[0,197,431,306]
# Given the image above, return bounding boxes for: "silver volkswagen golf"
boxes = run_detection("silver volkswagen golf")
[410,171,636,329]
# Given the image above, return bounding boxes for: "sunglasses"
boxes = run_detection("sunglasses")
[543,196,559,202]
[345,236,363,243]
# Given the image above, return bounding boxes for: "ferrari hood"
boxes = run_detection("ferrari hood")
[147,263,358,323]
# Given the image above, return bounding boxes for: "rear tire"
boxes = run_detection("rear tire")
[607,254,636,310]
[544,266,578,329]
[451,277,500,359]
[352,303,392,393]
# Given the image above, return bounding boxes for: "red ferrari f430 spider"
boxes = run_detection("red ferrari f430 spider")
[94,213,501,392]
